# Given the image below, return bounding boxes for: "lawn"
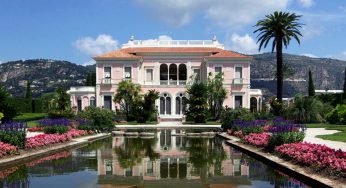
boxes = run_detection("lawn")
[14,113,48,122]
[306,123,346,143]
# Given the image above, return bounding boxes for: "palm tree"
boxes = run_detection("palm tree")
[254,11,303,102]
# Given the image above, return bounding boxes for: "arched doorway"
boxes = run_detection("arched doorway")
[160,64,168,85]
[250,97,258,112]
[160,93,171,115]
[77,96,82,112]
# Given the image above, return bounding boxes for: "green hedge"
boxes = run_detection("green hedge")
[0,131,26,149]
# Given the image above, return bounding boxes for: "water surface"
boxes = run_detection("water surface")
[0,129,309,188]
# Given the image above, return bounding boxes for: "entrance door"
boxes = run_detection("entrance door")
[160,97,165,115]
[104,96,112,110]
[77,98,82,112]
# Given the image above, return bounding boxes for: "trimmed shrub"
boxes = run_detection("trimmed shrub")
[267,132,305,151]
[77,107,115,131]
[43,125,68,134]
[0,131,26,149]
[221,108,255,131]
[326,104,346,124]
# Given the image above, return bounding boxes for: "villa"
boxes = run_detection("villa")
[68,36,262,120]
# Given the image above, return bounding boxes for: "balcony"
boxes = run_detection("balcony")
[233,78,243,85]
[101,78,116,85]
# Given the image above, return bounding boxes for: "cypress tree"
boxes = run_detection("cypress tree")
[91,72,96,86]
[25,80,33,112]
[308,70,315,96]
[343,68,346,100]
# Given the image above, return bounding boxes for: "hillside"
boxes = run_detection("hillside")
[251,53,346,98]
[0,54,345,99]
[0,59,94,98]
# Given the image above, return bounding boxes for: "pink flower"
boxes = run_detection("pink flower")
[0,142,18,158]
[244,133,270,147]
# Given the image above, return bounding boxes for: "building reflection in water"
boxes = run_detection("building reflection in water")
[97,129,250,187]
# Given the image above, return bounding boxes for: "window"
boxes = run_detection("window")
[215,66,222,77]
[193,68,200,80]
[235,96,243,108]
[90,97,96,107]
[235,67,242,78]
[104,67,111,78]
[146,69,153,82]
[124,67,132,79]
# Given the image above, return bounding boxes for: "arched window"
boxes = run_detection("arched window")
[169,64,177,85]
[160,64,168,85]
[175,93,186,115]
[159,93,171,115]
[90,96,96,107]
[178,64,187,85]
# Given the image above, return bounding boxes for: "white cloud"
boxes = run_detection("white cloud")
[82,59,96,66]
[158,35,173,40]
[300,53,318,58]
[141,35,173,45]
[298,0,314,8]
[227,33,258,54]
[301,25,324,40]
[134,0,289,28]
[74,34,118,56]
[339,51,346,60]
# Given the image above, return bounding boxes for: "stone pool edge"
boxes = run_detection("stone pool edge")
[218,132,344,188]
[0,133,111,169]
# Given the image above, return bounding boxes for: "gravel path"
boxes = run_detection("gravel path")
[304,128,346,151]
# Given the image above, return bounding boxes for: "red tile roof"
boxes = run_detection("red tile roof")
[94,47,251,59]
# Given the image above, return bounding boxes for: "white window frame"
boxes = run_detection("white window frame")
[192,67,201,80]
[145,67,154,83]
[103,66,112,79]
[234,65,243,79]
[214,65,223,77]
[123,65,132,79]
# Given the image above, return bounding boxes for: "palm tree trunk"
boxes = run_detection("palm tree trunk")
[276,38,283,102]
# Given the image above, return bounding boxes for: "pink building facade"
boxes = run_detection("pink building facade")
[68,37,262,118]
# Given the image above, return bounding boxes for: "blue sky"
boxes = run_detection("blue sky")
[0,0,346,65]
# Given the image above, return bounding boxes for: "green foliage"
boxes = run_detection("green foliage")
[254,11,303,106]
[134,90,159,123]
[344,68,346,100]
[308,70,315,96]
[267,132,305,151]
[85,72,96,86]
[0,112,4,120]
[43,125,68,134]
[326,104,346,124]
[207,72,227,120]
[0,131,26,149]
[77,106,115,131]
[185,81,209,123]
[77,125,94,131]
[0,84,19,121]
[269,97,286,116]
[48,88,73,119]
[221,108,255,130]
[317,93,343,107]
[14,113,48,122]
[286,95,323,123]
[114,80,142,121]
[32,98,44,113]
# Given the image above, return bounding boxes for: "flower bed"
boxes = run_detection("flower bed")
[275,142,346,177]
[38,118,71,127]
[244,133,270,147]
[27,127,43,132]
[0,142,18,158]
[26,129,90,149]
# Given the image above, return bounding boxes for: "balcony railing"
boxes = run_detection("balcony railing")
[101,78,116,85]
[159,80,187,85]
[233,78,243,85]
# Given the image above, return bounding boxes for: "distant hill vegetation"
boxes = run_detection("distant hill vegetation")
[0,54,345,99]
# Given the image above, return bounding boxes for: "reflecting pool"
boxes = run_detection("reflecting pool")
[0,129,309,188]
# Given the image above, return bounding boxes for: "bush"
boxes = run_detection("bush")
[267,132,305,151]
[286,95,323,123]
[0,131,26,149]
[77,107,115,131]
[221,108,255,131]
[43,125,68,134]
[326,104,346,124]
[185,82,209,123]
[48,109,74,119]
